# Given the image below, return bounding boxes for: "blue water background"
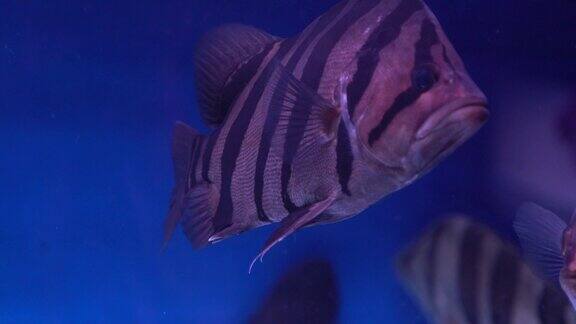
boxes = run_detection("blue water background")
[2,0,575,323]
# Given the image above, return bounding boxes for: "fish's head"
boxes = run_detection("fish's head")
[350,2,488,183]
[562,210,576,273]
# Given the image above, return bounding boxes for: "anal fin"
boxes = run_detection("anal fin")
[180,183,217,249]
[249,193,337,273]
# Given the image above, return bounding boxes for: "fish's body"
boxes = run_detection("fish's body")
[397,216,576,324]
[165,0,488,264]
[514,203,576,311]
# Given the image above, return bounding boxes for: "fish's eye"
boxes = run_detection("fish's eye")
[411,65,439,92]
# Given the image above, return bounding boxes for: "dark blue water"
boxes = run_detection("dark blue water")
[2,1,575,323]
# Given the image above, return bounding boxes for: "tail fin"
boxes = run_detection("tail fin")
[164,122,204,248]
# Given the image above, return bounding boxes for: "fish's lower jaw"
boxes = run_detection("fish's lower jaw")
[408,102,488,174]
[408,125,478,177]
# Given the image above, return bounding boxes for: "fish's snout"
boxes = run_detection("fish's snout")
[416,70,488,141]
[452,72,488,107]
[440,72,490,135]
[415,96,488,141]
[408,92,488,176]
[454,97,490,129]
[441,71,457,86]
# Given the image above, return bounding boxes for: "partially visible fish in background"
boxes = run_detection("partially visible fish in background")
[164,0,488,267]
[396,216,576,324]
[514,203,576,311]
[490,84,576,214]
[248,259,339,324]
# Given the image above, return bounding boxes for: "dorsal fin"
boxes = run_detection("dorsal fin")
[194,24,280,127]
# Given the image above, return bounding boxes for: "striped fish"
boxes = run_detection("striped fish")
[514,203,576,311]
[396,216,576,324]
[164,0,489,268]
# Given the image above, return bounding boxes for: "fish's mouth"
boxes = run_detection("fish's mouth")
[416,97,489,140]
[407,96,488,176]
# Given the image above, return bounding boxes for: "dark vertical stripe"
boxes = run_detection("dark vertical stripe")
[425,222,448,303]
[186,137,199,189]
[280,0,381,212]
[458,225,485,324]
[218,56,268,124]
[341,0,424,188]
[539,285,569,324]
[212,47,276,232]
[189,139,203,188]
[347,0,424,117]
[201,48,270,184]
[367,18,440,146]
[253,40,297,222]
[368,87,421,145]
[336,124,353,196]
[253,1,348,222]
[490,249,520,324]
[201,129,219,183]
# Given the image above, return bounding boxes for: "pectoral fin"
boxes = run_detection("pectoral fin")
[263,60,341,158]
[249,193,337,273]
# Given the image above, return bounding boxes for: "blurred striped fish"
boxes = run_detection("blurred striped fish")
[164,0,488,267]
[396,216,576,324]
